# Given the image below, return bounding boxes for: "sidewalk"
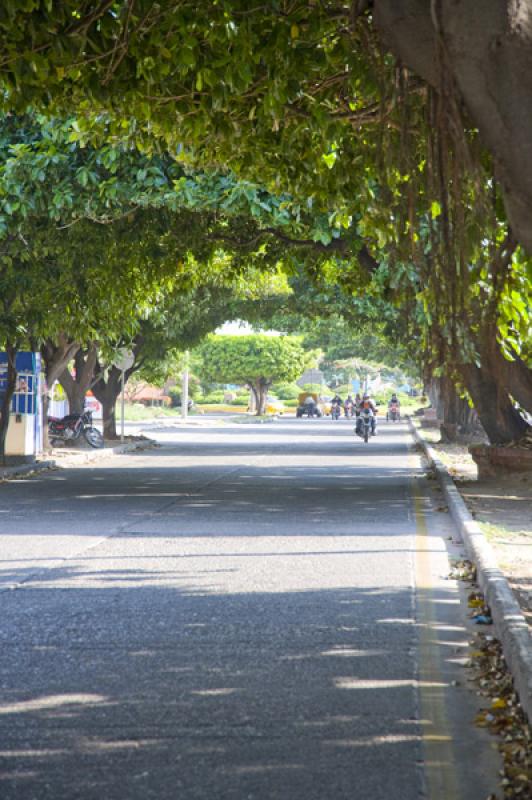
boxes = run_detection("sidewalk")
[410,418,532,723]
[415,423,532,626]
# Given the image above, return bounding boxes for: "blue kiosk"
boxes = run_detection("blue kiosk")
[0,352,43,462]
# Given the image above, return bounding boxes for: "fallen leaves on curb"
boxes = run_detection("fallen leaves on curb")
[449,559,477,582]
[468,633,532,799]
[468,591,494,624]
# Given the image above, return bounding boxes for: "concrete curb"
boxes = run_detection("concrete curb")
[409,418,532,721]
[50,438,159,467]
[0,439,158,480]
[0,460,57,481]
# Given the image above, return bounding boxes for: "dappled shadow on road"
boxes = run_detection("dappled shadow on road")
[147,420,410,437]
[0,576,474,800]
[0,462,421,562]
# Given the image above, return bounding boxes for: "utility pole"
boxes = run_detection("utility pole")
[181,351,189,420]
[113,349,135,443]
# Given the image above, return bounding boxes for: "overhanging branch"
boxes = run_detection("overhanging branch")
[207,226,380,274]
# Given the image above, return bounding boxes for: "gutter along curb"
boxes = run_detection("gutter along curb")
[409,418,532,722]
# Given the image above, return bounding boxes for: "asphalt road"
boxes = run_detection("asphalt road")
[0,418,500,799]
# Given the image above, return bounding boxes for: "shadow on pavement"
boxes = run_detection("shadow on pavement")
[0,579,465,800]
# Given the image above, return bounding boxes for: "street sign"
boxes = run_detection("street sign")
[297,368,324,387]
[112,349,135,443]
[113,348,135,372]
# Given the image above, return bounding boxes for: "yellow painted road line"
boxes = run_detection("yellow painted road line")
[412,478,461,800]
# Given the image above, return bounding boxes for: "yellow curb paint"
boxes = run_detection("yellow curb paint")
[412,477,461,800]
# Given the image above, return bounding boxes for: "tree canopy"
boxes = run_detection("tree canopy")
[0,5,530,447]
[198,334,314,415]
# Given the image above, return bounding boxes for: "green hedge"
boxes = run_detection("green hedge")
[272,382,301,400]
[201,391,225,403]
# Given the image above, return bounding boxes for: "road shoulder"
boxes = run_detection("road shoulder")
[409,418,532,722]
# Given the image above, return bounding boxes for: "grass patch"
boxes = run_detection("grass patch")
[230,415,276,424]
[197,404,248,413]
[123,405,183,421]
[479,521,532,541]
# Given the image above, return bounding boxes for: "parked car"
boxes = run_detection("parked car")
[265,396,285,415]
[321,396,333,415]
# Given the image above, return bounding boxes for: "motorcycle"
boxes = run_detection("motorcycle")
[355,407,375,443]
[48,410,104,448]
[386,402,401,422]
[344,401,354,418]
[331,401,342,420]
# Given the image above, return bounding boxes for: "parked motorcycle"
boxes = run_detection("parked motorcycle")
[48,410,104,448]
[386,402,400,422]
[355,408,375,443]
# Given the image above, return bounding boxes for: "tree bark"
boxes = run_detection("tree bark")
[41,335,80,390]
[374,0,532,253]
[91,344,142,439]
[250,378,270,415]
[0,343,18,465]
[41,335,80,449]
[91,365,123,439]
[460,361,529,444]
[485,339,532,413]
[59,343,99,415]
[438,375,479,441]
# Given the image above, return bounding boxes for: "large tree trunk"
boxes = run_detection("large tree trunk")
[0,343,18,465]
[41,335,80,389]
[374,1,532,253]
[460,361,529,444]
[91,340,143,439]
[250,378,270,416]
[438,375,478,441]
[425,374,478,441]
[59,343,99,415]
[91,366,124,439]
[486,339,532,413]
[41,335,80,449]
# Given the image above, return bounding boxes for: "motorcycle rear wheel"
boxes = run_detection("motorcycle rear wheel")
[84,427,104,448]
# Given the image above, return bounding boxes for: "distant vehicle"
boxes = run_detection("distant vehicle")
[331,400,342,420]
[386,401,400,422]
[265,396,285,415]
[321,396,333,415]
[356,407,375,443]
[296,392,323,418]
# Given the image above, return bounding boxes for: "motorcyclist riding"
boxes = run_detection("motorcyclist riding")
[331,393,343,419]
[355,393,378,435]
[387,392,401,421]
[344,395,354,417]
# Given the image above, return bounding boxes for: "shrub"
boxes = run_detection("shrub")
[200,391,225,404]
[272,382,301,400]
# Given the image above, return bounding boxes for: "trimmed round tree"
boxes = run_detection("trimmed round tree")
[199,335,313,415]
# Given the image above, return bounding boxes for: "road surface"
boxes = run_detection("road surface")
[0,418,499,799]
